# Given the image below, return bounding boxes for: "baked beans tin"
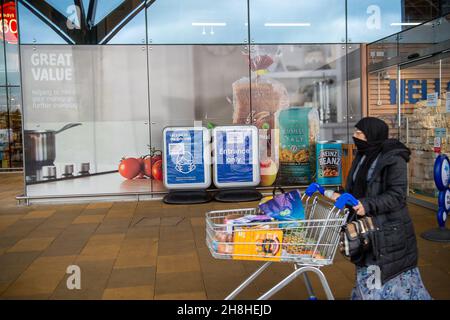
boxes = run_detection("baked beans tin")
[316,140,342,186]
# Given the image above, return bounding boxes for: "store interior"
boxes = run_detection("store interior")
[367,16,450,207]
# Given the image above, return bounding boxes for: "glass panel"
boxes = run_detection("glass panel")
[248,44,350,186]
[401,59,441,200]
[5,41,19,85]
[0,87,10,168]
[367,33,398,67]
[443,56,450,101]
[148,44,250,190]
[367,66,399,139]
[21,45,150,196]
[398,21,435,61]
[45,0,77,18]
[260,44,349,139]
[82,0,90,19]
[106,9,146,44]
[347,0,403,43]
[435,13,450,43]
[8,86,22,168]
[18,2,68,44]
[147,0,248,44]
[94,0,126,25]
[347,45,362,139]
[0,37,5,86]
[249,0,345,44]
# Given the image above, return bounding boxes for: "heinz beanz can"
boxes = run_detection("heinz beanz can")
[316,140,342,185]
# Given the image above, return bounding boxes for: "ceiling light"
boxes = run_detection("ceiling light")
[192,22,226,27]
[390,22,421,26]
[264,22,311,27]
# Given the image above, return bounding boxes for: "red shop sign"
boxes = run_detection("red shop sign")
[0,2,18,44]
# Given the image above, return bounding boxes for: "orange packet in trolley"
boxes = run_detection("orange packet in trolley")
[232,225,283,261]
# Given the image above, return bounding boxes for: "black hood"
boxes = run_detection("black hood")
[381,139,411,162]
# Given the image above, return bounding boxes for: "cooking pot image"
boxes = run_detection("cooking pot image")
[24,123,82,180]
[175,151,196,174]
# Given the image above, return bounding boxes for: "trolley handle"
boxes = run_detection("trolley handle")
[305,182,358,209]
[335,193,359,209]
[305,183,325,197]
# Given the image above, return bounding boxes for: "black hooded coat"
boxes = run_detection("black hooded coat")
[346,117,418,284]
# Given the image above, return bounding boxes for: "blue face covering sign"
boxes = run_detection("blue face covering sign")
[213,126,259,187]
[163,127,211,189]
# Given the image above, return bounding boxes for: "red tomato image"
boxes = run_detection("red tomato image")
[135,157,146,179]
[152,159,163,181]
[143,153,162,178]
[118,157,141,180]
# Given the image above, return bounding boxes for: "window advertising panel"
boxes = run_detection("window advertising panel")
[21,45,150,197]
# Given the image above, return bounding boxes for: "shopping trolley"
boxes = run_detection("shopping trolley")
[205,183,358,300]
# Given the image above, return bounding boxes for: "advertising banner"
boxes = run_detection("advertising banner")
[0,2,18,44]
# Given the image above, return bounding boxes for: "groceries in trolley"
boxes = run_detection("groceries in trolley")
[206,183,357,300]
[207,188,342,263]
[258,190,305,221]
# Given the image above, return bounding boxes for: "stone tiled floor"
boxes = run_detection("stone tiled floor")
[0,173,449,300]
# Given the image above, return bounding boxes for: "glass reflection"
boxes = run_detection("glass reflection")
[93,0,126,25]
[18,2,68,44]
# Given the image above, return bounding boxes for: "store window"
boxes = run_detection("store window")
[398,20,436,61]
[367,66,400,139]
[367,12,450,205]
[367,33,398,68]
[247,45,352,139]
[0,0,22,170]
[400,58,443,200]
[6,86,21,168]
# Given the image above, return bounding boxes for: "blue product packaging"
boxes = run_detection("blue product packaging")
[258,190,305,221]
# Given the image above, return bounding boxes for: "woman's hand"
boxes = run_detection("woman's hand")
[324,190,340,200]
[353,201,366,216]
[331,192,341,201]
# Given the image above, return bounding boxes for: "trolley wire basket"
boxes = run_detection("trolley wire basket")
[205,183,358,300]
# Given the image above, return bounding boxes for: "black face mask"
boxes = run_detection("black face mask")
[353,136,370,152]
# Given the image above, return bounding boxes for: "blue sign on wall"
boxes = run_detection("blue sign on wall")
[389,79,450,105]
